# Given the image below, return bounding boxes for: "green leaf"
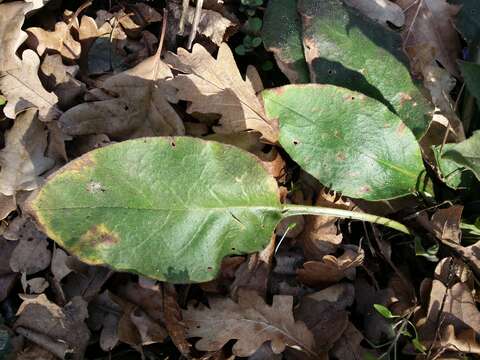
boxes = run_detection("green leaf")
[448,0,480,47]
[298,0,433,138]
[27,137,283,283]
[442,131,480,181]
[252,37,263,48]
[235,45,247,56]
[459,60,480,105]
[263,84,426,200]
[412,337,427,354]
[373,304,396,319]
[414,237,439,262]
[246,17,262,33]
[0,95,5,106]
[262,0,310,83]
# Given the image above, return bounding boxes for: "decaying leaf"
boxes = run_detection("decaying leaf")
[88,291,121,351]
[163,283,191,357]
[0,109,54,196]
[0,194,16,221]
[295,284,354,351]
[0,1,32,71]
[14,294,90,360]
[166,43,279,143]
[184,289,316,357]
[9,220,51,275]
[59,54,184,139]
[169,1,236,46]
[396,0,461,77]
[0,50,60,121]
[297,246,364,287]
[40,54,85,108]
[113,293,168,347]
[27,21,81,61]
[418,259,480,355]
[300,190,351,260]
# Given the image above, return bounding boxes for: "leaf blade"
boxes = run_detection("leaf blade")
[27,137,283,283]
[263,84,426,200]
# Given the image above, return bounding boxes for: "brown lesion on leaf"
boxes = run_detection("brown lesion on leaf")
[336,152,346,161]
[360,186,371,194]
[396,122,406,135]
[398,92,413,106]
[74,224,120,255]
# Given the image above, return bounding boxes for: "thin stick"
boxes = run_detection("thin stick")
[282,204,411,235]
[187,0,204,49]
[179,0,190,34]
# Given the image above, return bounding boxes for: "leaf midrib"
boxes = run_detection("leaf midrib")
[37,205,282,212]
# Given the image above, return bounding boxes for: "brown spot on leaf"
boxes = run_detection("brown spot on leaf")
[360,186,371,193]
[396,122,406,135]
[76,223,120,252]
[336,152,346,161]
[398,92,413,106]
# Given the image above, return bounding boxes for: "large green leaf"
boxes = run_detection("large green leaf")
[298,0,433,138]
[459,60,480,105]
[263,84,426,200]
[262,0,309,83]
[442,131,480,181]
[27,137,283,283]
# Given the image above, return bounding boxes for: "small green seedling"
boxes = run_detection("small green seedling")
[373,304,427,358]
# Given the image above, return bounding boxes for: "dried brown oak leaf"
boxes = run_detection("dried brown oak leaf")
[297,245,364,287]
[183,289,316,357]
[418,259,480,355]
[59,54,184,139]
[0,50,60,121]
[0,108,55,196]
[26,21,81,61]
[163,283,191,357]
[14,294,90,360]
[168,1,236,46]
[166,43,279,143]
[396,0,461,77]
[0,1,32,72]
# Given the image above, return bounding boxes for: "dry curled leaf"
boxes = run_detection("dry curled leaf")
[87,291,121,351]
[9,220,51,275]
[300,190,351,260]
[397,0,461,77]
[418,259,480,355]
[183,289,316,357]
[297,245,364,287]
[0,50,60,121]
[168,1,236,45]
[163,283,191,357]
[0,109,54,196]
[14,294,90,360]
[27,21,81,61]
[166,43,279,143]
[59,54,184,139]
[0,1,32,72]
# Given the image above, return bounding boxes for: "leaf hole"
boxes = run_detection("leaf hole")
[170,141,176,148]
[207,267,212,271]
[293,140,299,145]
[328,69,333,75]
[231,247,236,251]
[123,105,129,111]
